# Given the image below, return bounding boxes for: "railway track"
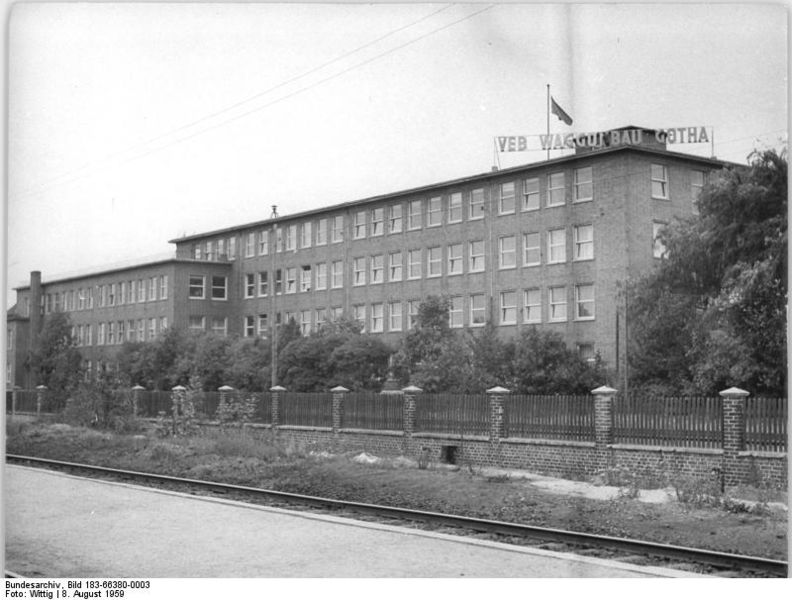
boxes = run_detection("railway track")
[7,454,788,578]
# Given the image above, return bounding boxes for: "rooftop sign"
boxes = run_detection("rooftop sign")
[496,126,711,152]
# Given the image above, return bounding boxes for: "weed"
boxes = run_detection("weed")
[486,472,511,484]
[598,464,641,499]
[417,447,431,470]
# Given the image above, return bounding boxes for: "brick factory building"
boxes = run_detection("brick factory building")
[6,127,733,388]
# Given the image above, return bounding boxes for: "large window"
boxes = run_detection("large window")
[188,275,205,299]
[651,164,668,199]
[211,276,227,300]
[469,240,485,272]
[353,305,366,331]
[331,261,343,288]
[275,269,283,294]
[148,318,156,340]
[573,225,594,261]
[138,279,145,302]
[389,205,403,233]
[448,243,462,275]
[469,188,484,220]
[408,249,422,279]
[370,254,384,284]
[575,284,595,320]
[354,211,366,239]
[549,286,567,322]
[371,208,384,236]
[370,303,384,333]
[245,233,255,257]
[258,230,269,255]
[258,314,268,336]
[499,182,516,214]
[574,166,593,202]
[353,257,366,286]
[427,247,442,277]
[285,268,296,294]
[499,235,516,269]
[315,263,327,290]
[228,237,236,259]
[148,277,157,301]
[691,170,705,214]
[470,293,486,326]
[211,317,227,336]
[286,224,297,251]
[160,276,168,300]
[389,251,403,281]
[244,316,255,337]
[331,216,344,243]
[448,193,462,223]
[407,300,420,329]
[523,232,541,266]
[523,177,540,211]
[316,219,327,245]
[548,172,565,206]
[499,291,517,325]
[300,222,312,248]
[548,228,566,263]
[449,296,463,328]
[300,265,312,292]
[388,302,402,331]
[427,196,442,227]
[258,272,268,296]
[300,310,312,335]
[408,200,422,230]
[523,289,541,323]
[245,273,255,298]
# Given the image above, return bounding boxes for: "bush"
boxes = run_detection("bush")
[60,382,141,433]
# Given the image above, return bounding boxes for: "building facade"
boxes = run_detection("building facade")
[6,127,728,388]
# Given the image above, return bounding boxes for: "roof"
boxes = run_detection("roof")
[168,141,738,244]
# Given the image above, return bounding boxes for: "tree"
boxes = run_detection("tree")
[460,321,515,392]
[28,311,83,407]
[628,148,787,395]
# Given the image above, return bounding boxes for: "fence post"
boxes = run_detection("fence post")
[486,386,509,443]
[719,386,749,486]
[171,385,186,434]
[35,385,48,417]
[270,385,286,429]
[218,385,234,421]
[591,385,617,473]
[330,386,348,435]
[131,385,145,418]
[402,386,422,453]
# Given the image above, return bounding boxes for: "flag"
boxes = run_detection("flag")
[551,97,573,125]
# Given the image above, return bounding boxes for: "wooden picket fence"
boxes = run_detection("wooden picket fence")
[343,392,403,431]
[414,394,489,436]
[505,395,594,441]
[745,397,787,453]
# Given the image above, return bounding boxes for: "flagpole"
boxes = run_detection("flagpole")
[546,84,550,160]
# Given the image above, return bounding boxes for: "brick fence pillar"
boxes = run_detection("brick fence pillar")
[35,385,48,416]
[486,386,509,443]
[270,385,286,429]
[402,386,422,451]
[719,386,749,486]
[11,385,20,417]
[218,385,234,420]
[591,385,617,472]
[331,386,349,435]
[131,385,145,418]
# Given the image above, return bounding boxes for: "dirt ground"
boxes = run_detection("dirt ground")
[5,421,788,560]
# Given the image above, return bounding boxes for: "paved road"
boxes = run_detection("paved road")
[4,465,703,578]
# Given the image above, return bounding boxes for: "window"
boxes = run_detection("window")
[407,300,420,329]
[228,237,237,259]
[573,225,594,261]
[448,193,462,223]
[523,232,541,266]
[286,224,297,251]
[691,170,705,214]
[353,257,366,286]
[354,211,366,239]
[160,276,168,300]
[408,200,422,229]
[259,231,269,256]
[245,274,255,298]
[449,296,463,328]
[108,284,116,307]
[331,261,344,288]
[523,177,540,211]
[408,249,422,279]
[653,222,667,258]
[548,172,565,206]
[285,268,296,294]
[300,265,312,292]
[448,243,462,275]
[300,310,312,335]
[499,235,516,269]
[85,324,93,345]
[127,282,135,305]
[258,272,268,297]
[575,284,595,320]
[389,251,403,281]
[257,314,268,336]
[244,316,255,337]
[217,239,226,259]
[499,182,516,214]
[147,318,156,340]
[389,204,403,233]
[211,317,227,336]
[353,305,366,331]
[108,322,116,345]
[98,323,105,346]
[388,302,402,331]
[315,308,326,329]
[549,287,567,322]
[548,228,566,263]
[469,240,485,272]
[574,166,593,202]
[77,288,85,310]
[370,255,384,284]
[427,196,442,227]
[205,240,215,261]
[138,279,145,302]
[193,245,202,260]
[330,307,343,322]
[136,320,145,341]
[211,276,227,300]
[470,293,486,326]
[275,269,283,294]
[651,164,668,199]
[300,222,312,248]
[315,263,327,290]
[189,276,205,299]
[499,291,517,325]
[127,321,135,342]
[523,289,541,323]
[370,303,384,333]
[148,277,157,301]
[316,218,327,245]
[118,283,126,305]
[331,216,344,243]
[371,208,384,236]
[245,233,255,257]
[275,227,284,252]
[427,246,442,277]
[469,188,485,220]
[578,343,596,364]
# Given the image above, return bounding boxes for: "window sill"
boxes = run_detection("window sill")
[573,198,593,204]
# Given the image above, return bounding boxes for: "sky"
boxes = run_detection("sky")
[4,2,788,307]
